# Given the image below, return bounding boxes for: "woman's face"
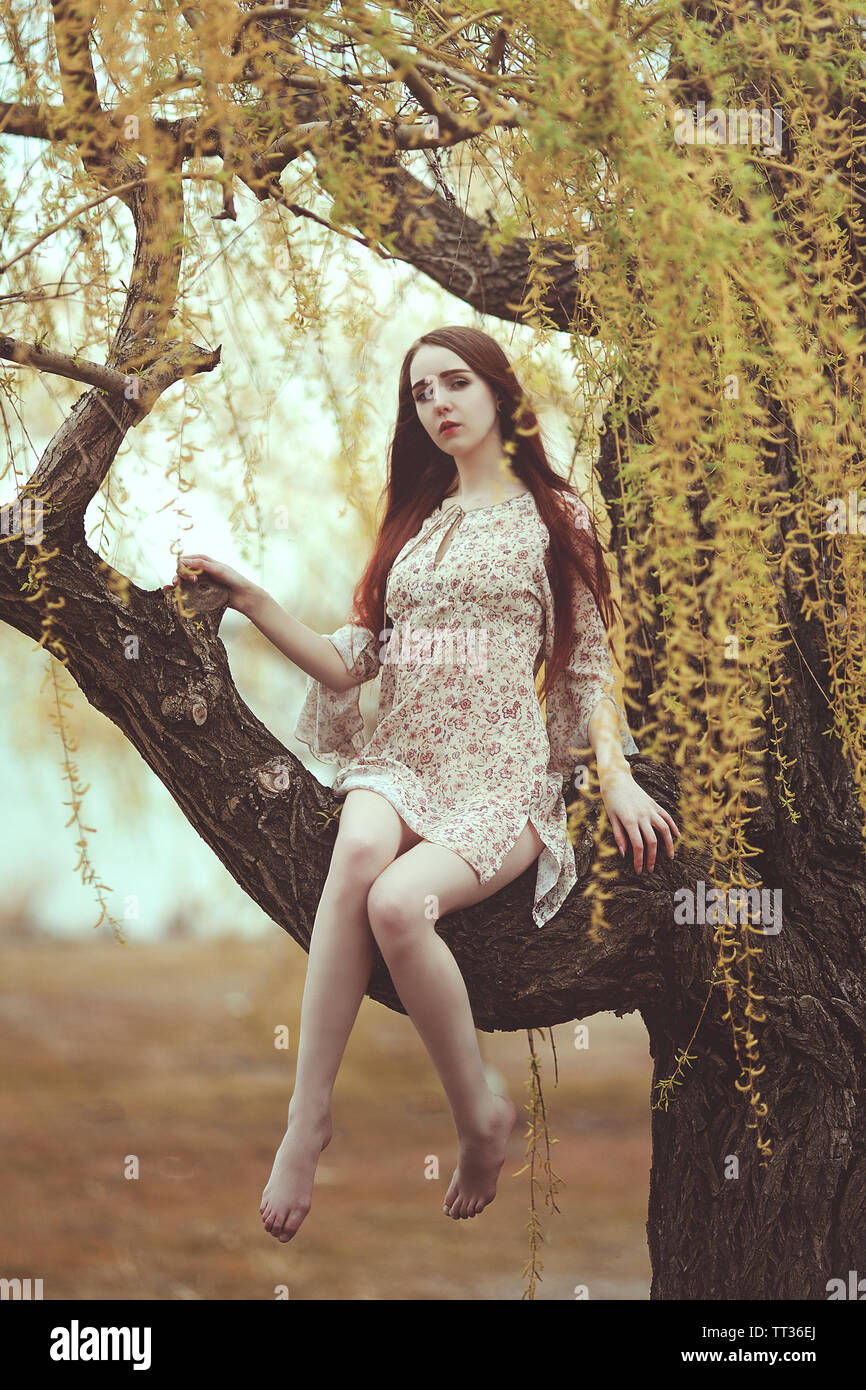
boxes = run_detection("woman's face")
[409,346,500,456]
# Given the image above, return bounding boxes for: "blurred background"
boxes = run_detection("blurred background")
[1,135,653,1299]
[2,937,653,1299]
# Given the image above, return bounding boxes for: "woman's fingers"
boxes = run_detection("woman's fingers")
[163,555,208,590]
[606,792,680,875]
[611,812,672,873]
[171,555,209,577]
[612,813,643,871]
[651,812,676,859]
[642,820,659,872]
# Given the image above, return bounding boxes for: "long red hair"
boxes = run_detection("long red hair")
[345,324,623,705]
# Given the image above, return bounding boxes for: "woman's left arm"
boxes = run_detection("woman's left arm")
[588,698,680,872]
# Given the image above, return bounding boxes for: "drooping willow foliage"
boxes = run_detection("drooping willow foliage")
[1,0,864,1292]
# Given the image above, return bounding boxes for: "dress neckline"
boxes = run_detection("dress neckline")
[438,489,534,515]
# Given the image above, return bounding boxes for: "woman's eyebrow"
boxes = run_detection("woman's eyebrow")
[411,369,473,393]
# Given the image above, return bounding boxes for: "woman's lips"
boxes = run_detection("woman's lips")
[440,423,460,435]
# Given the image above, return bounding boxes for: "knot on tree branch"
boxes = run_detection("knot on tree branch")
[165,575,230,621]
[256,759,293,795]
[160,691,208,726]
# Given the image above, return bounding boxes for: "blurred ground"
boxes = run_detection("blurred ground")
[1,934,655,1300]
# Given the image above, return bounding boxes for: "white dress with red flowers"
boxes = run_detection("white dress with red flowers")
[293,490,638,927]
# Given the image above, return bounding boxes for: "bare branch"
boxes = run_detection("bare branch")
[0,335,134,394]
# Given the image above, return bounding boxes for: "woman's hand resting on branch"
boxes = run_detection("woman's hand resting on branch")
[598,767,680,873]
[162,554,262,617]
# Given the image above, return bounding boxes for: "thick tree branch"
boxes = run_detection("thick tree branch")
[1,95,597,330]
[0,522,681,1030]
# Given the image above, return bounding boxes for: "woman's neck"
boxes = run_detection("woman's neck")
[445,471,526,506]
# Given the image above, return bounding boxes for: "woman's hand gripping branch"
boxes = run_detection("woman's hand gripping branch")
[588,697,680,873]
[162,554,262,617]
[599,767,679,873]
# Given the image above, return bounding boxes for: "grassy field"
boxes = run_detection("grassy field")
[1,932,655,1300]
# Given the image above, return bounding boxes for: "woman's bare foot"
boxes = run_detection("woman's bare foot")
[260,1110,333,1242]
[442,1093,517,1220]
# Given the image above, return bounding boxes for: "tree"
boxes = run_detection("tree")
[1,1,864,1299]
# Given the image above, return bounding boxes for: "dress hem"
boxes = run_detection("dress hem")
[332,773,572,929]
[293,727,368,768]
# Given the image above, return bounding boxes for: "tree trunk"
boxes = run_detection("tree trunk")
[597,380,866,1296]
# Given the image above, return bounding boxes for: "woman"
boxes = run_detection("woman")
[164,325,679,1244]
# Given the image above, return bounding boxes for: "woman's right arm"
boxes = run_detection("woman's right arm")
[243,590,355,692]
[163,554,353,692]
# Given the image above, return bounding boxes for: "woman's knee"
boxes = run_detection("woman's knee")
[328,829,393,893]
[366,873,421,953]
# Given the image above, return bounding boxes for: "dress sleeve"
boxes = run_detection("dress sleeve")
[293,622,383,768]
[543,495,638,781]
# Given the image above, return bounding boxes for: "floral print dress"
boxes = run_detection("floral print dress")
[293,489,638,927]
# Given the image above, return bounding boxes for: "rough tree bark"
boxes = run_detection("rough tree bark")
[591,18,866,1291]
[0,2,863,1299]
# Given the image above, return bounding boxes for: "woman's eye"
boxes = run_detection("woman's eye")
[414,377,469,403]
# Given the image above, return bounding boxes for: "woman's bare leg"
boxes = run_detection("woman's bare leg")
[260,789,420,1242]
[365,820,545,1221]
